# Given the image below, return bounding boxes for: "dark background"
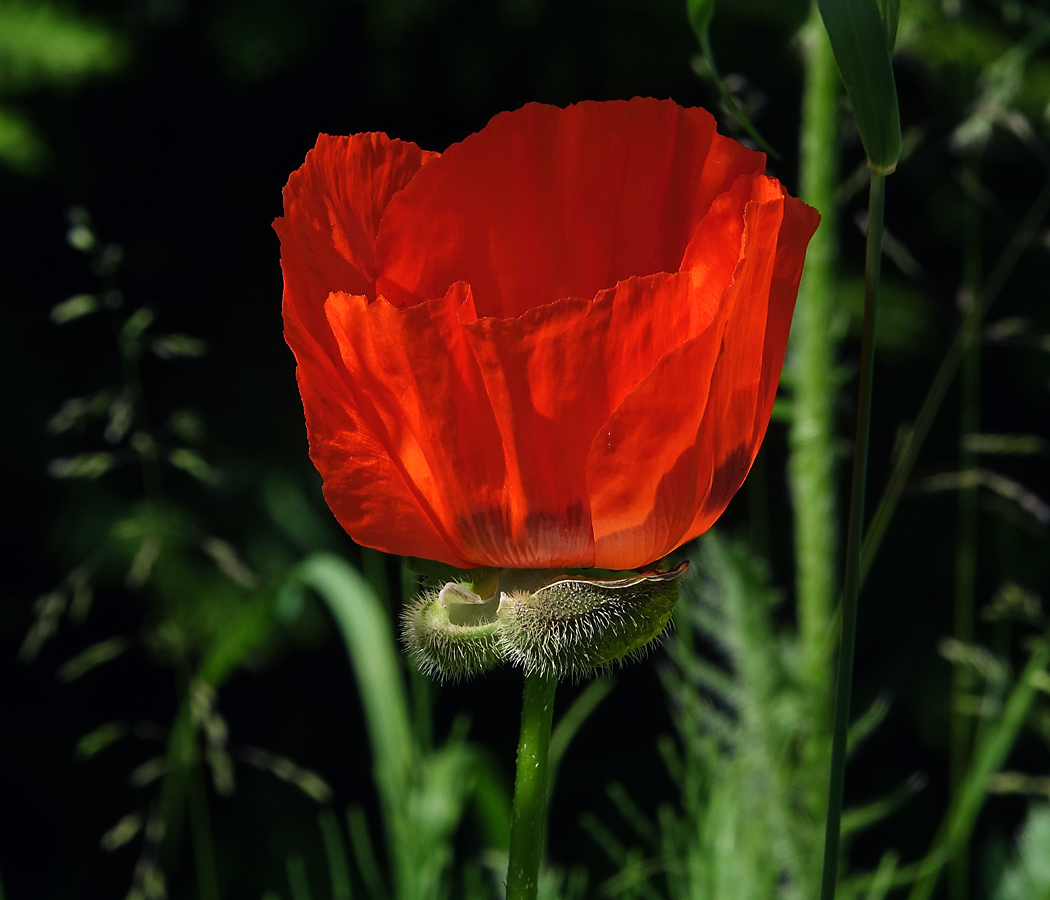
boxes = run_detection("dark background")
[2,0,1049,897]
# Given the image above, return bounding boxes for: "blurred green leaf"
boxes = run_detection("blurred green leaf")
[548,677,614,819]
[240,746,333,803]
[0,103,45,171]
[318,809,352,900]
[347,804,390,900]
[75,721,129,759]
[48,452,115,479]
[152,334,207,360]
[881,0,899,50]
[841,774,925,836]
[120,308,155,358]
[909,642,1050,900]
[838,276,933,359]
[964,434,1050,457]
[686,0,714,36]
[105,389,136,444]
[66,223,94,252]
[47,389,117,434]
[993,803,1050,900]
[466,746,512,852]
[295,554,413,812]
[56,635,131,682]
[263,474,341,554]
[200,537,257,588]
[0,0,126,91]
[898,3,1050,136]
[169,448,223,486]
[100,813,142,851]
[129,756,167,787]
[287,853,315,900]
[168,410,205,444]
[684,0,778,156]
[50,293,97,323]
[847,692,892,756]
[815,0,901,171]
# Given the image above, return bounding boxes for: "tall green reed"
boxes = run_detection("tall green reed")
[789,4,841,698]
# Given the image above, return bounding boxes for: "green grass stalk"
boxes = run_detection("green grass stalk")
[860,174,1050,582]
[909,640,1050,900]
[819,171,887,900]
[506,672,557,900]
[188,754,221,900]
[948,154,982,900]
[790,4,841,690]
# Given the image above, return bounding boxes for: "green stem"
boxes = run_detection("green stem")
[697,30,779,157]
[909,641,1050,900]
[859,173,1050,583]
[948,153,982,900]
[819,171,886,900]
[506,672,557,900]
[790,3,841,691]
[188,747,221,900]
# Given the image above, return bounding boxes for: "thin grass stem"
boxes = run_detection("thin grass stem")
[188,728,220,900]
[948,152,982,900]
[908,640,1050,900]
[819,170,886,900]
[860,174,1050,582]
[506,672,557,900]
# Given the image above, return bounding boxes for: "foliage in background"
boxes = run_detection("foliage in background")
[6,0,1050,898]
[0,1,125,171]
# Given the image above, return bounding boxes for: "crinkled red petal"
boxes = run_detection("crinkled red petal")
[314,207,745,568]
[277,132,438,371]
[373,98,764,317]
[588,175,818,569]
[279,115,819,571]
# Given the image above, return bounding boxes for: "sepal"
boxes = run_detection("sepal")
[400,562,688,681]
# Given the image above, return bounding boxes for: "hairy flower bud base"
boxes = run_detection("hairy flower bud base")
[401,562,688,681]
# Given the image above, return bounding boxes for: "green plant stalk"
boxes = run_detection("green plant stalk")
[402,559,434,751]
[948,154,982,900]
[318,809,352,900]
[157,604,272,873]
[909,640,1050,900]
[547,677,614,824]
[819,171,886,900]
[188,747,221,900]
[695,29,779,157]
[298,555,415,896]
[790,3,841,690]
[860,174,1050,583]
[506,672,557,900]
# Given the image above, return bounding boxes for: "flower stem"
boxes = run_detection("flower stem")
[791,3,840,692]
[506,672,557,900]
[819,170,886,900]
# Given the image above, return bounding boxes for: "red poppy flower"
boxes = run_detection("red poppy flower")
[277,98,819,572]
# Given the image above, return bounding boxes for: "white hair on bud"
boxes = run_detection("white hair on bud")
[495,565,686,680]
[400,588,502,682]
[400,564,687,682]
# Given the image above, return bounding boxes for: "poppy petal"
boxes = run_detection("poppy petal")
[277,132,438,373]
[279,104,821,574]
[318,283,503,567]
[373,98,765,318]
[587,175,807,569]
[316,227,741,570]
